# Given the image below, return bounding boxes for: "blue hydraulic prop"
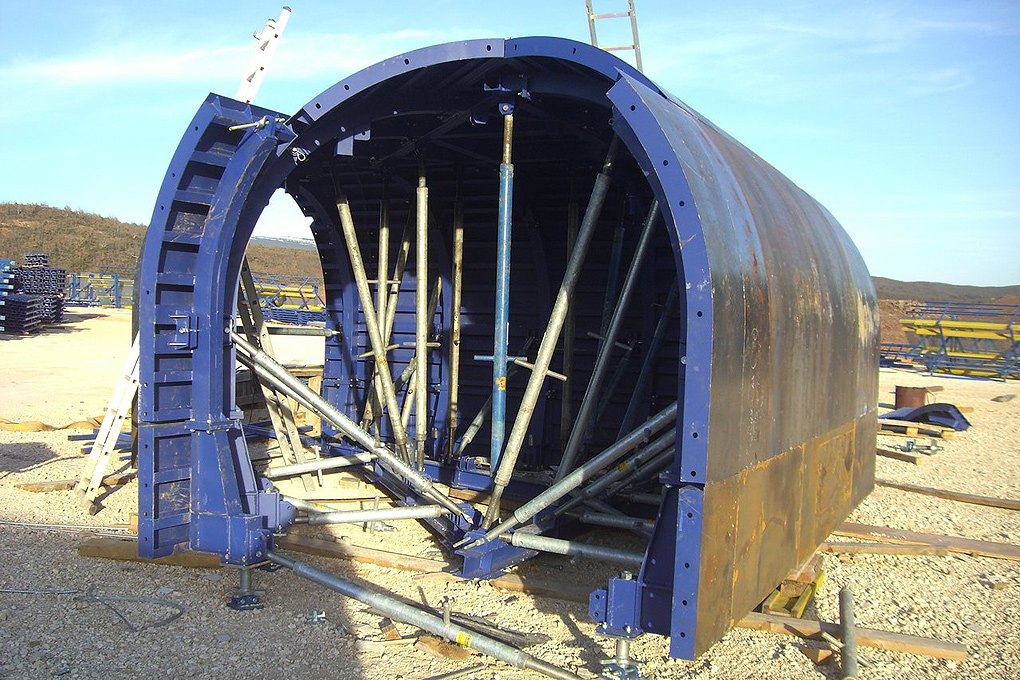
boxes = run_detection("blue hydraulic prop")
[489,104,515,472]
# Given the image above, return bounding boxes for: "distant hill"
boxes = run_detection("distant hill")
[0,203,319,277]
[872,276,1020,304]
[2,204,1017,303]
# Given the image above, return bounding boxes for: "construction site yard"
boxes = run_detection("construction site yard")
[1,309,1018,680]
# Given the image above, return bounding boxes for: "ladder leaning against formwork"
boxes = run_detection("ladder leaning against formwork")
[585,0,644,71]
[75,336,139,514]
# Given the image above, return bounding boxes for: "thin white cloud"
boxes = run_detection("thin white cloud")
[0,28,450,90]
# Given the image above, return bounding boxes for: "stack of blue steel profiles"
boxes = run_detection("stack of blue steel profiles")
[0,259,13,332]
[22,253,49,267]
[263,307,327,325]
[13,265,67,296]
[2,294,44,333]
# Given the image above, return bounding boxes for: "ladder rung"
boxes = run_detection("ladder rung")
[603,45,638,52]
[593,12,633,18]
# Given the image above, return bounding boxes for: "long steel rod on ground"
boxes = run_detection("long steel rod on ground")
[415,168,429,469]
[554,428,675,516]
[555,201,660,482]
[447,200,464,461]
[474,401,676,545]
[297,504,447,525]
[501,532,644,567]
[335,190,413,464]
[617,279,678,437]
[263,453,376,479]
[481,137,621,528]
[490,109,515,472]
[267,551,581,680]
[231,332,469,520]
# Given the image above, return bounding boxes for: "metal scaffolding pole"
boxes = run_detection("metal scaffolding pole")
[263,452,375,479]
[335,190,413,464]
[447,200,464,461]
[617,279,678,437]
[481,138,621,528]
[490,106,515,472]
[374,185,390,441]
[362,209,414,428]
[415,168,429,469]
[603,445,675,499]
[268,552,581,680]
[502,531,643,568]
[231,332,469,521]
[298,504,448,525]
[560,191,579,450]
[554,428,675,516]
[555,200,660,482]
[473,401,676,546]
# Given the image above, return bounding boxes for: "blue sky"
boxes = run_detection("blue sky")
[2,1,1018,286]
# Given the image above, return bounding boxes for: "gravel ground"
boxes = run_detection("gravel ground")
[1,312,1018,679]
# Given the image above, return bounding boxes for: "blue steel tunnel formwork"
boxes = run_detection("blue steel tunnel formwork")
[136,37,879,659]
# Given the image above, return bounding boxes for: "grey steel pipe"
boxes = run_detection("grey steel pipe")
[555,428,675,516]
[482,137,621,528]
[300,504,447,525]
[280,495,325,514]
[556,200,661,482]
[374,186,390,441]
[415,170,429,469]
[474,401,677,546]
[559,194,579,450]
[267,551,582,680]
[839,587,859,680]
[336,191,413,464]
[447,200,464,460]
[265,325,339,337]
[501,532,644,568]
[617,279,678,437]
[362,207,414,428]
[566,510,654,533]
[264,453,375,479]
[231,332,469,521]
[627,491,664,506]
[603,445,675,499]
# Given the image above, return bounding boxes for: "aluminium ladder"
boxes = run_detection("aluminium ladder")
[585,0,644,71]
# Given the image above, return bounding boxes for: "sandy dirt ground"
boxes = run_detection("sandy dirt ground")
[0,310,1018,679]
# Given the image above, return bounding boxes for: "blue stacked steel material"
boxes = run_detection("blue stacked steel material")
[13,266,67,296]
[135,37,878,659]
[23,253,49,267]
[66,267,135,308]
[0,259,13,332]
[1,294,45,333]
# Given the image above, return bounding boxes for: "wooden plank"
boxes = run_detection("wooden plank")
[738,612,967,661]
[78,536,221,568]
[819,542,950,556]
[17,471,136,493]
[875,479,1020,511]
[876,447,924,465]
[835,522,1020,561]
[880,417,953,431]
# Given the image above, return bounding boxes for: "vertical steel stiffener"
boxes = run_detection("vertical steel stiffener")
[137,37,878,660]
[489,107,514,471]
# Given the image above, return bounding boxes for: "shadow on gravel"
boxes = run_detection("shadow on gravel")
[0,441,73,479]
